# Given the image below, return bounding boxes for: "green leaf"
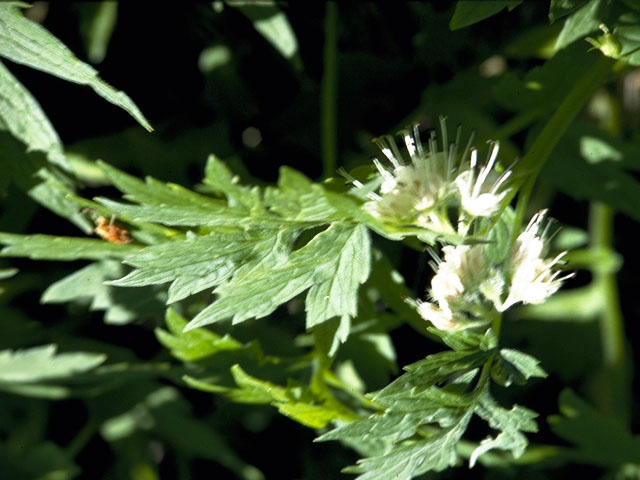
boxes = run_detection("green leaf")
[202,154,261,210]
[305,223,371,329]
[0,267,17,280]
[484,206,515,264]
[0,233,140,260]
[0,59,67,169]
[450,1,522,30]
[96,161,246,227]
[0,2,152,131]
[186,365,350,428]
[541,128,640,223]
[0,344,105,382]
[112,229,295,303]
[549,0,590,22]
[346,411,473,479]
[0,133,92,231]
[554,0,604,50]
[493,43,601,116]
[185,224,371,332]
[470,388,538,466]
[41,260,165,325]
[228,1,301,69]
[83,1,118,64]
[499,349,548,380]
[549,389,640,465]
[155,309,243,362]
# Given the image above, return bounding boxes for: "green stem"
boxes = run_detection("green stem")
[321,1,338,179]
[513,53,613,185]
[589,202,629,424]
[503,53,614,221]
[65,420,97,459]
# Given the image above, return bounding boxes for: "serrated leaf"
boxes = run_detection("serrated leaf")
[112,229,295,303]
[0,233,140,260]
[305,223,370,328]
[347,411,473,479]
[202,154,261,210]
[155,309,243,362]
[500,349,548,380]
[470,388,538,466]
[0,344,105,384]
[96,161,248,227]
[186,365,349,428]
[0,59,67,169]
[0,2,152,131]
[186,224,371,332]
[450,1,522,30]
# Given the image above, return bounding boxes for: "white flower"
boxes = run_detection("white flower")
[498,210,572,311]
[416,244,487,330]
[431,244,486,304]
[362,123,458,232]
[417,301,456,330]
[455,141,512,219]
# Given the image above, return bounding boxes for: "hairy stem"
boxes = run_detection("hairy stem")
[321,1,338,179]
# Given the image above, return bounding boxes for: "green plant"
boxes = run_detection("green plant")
[0,1,639,479]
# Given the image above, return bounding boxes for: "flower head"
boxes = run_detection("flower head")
[455,141,512,219]
[356,118,513,237]
[499,210,572,311]
[363,123,457,232]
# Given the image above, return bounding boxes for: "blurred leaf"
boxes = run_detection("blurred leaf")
[541,123,640,223]
[549,389,640,465]
[549,0,590,22]
[0,233,140,260]
[515,285,603,322]
[0,344,105,383]
[0,442,79,480]
[84,1,118,64]
[0,133,92,231]
[228,1,301,69]
[0,344,105,398]
[450,1,522,30]
[554,0,604,50]
[0,2,152,131]
[493,43,600,115]
[41,260,165,325]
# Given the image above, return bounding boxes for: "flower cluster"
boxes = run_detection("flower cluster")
[417,210,573,330]
[360,119,512,236]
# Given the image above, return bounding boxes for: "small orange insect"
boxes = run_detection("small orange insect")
[93,215,132,244]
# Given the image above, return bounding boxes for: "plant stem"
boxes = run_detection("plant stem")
[321,1,338,179]
[513,53,613,186]
[589,202,629,424]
